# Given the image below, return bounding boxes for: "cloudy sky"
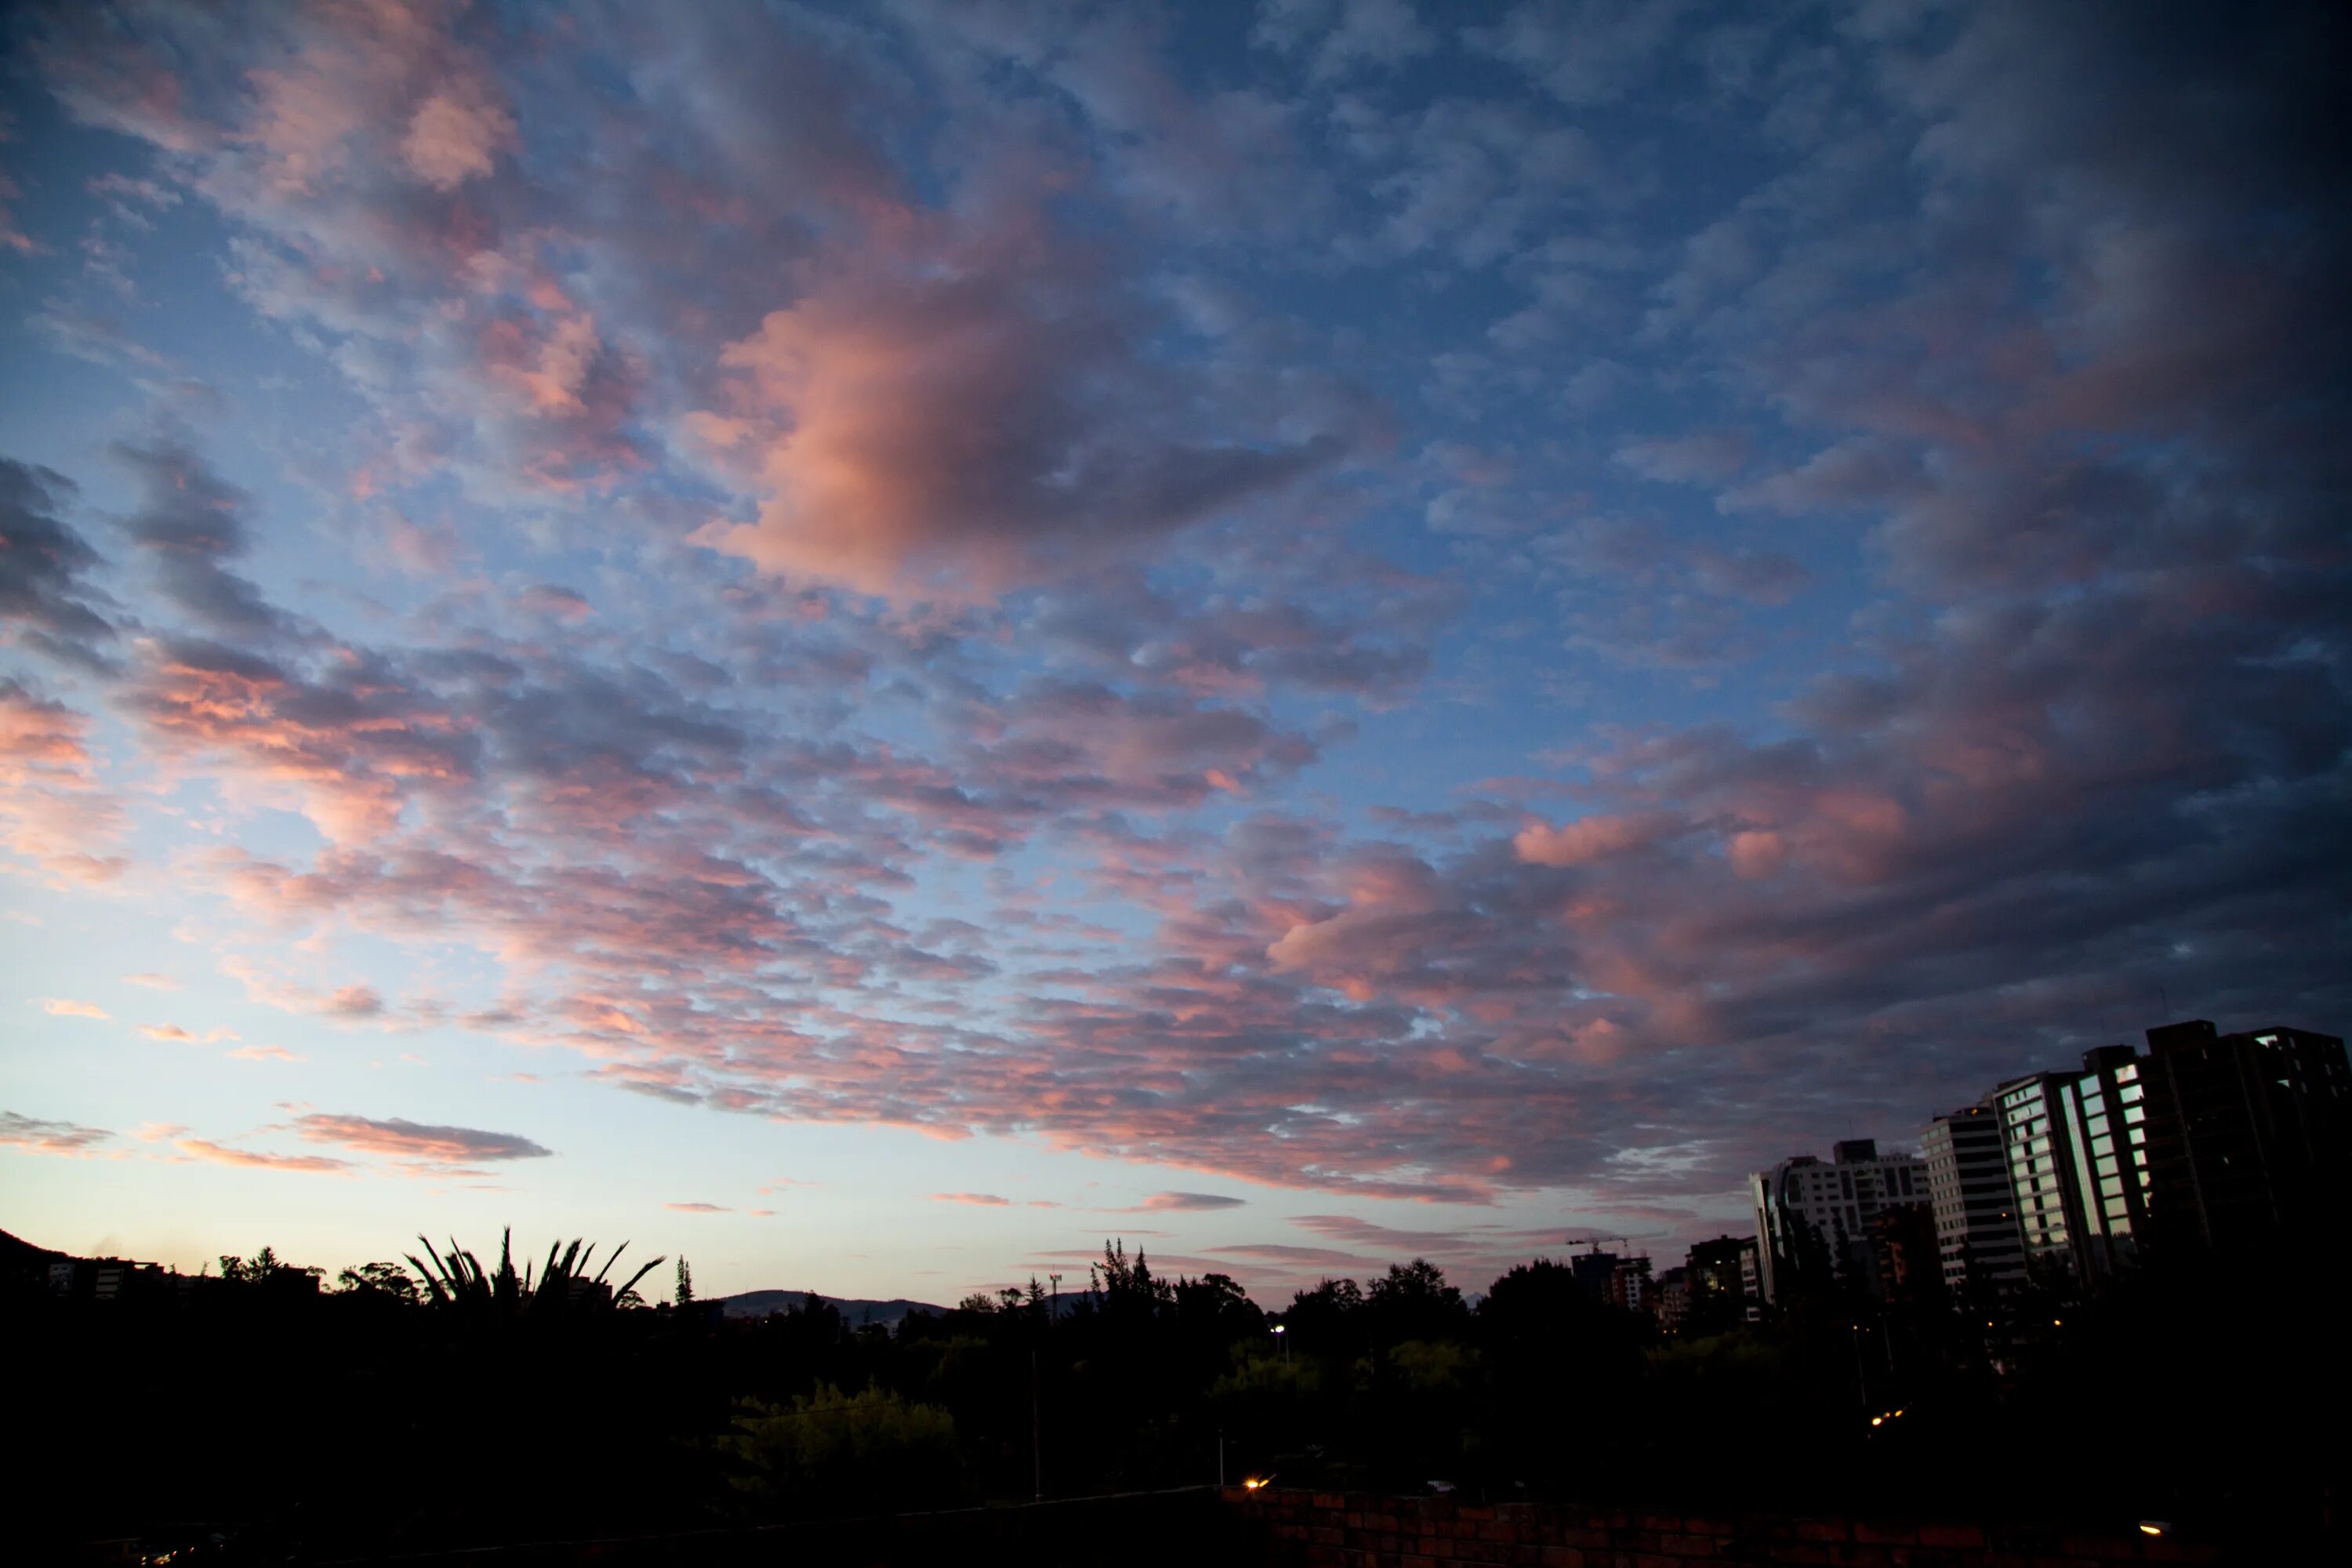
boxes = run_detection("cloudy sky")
[2,0,2345,1304]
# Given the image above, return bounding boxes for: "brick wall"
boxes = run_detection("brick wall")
[1226,1486,2221,1568]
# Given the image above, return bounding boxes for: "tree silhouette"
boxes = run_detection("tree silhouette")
[218,1245,322,1292]
[405,1229,664,1318]
[336,1260,418,1302]
[1090,1239,1173,1320]
[1364,1258,1468,1343]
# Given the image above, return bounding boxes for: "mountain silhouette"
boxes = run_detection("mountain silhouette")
[717,1289,948,1327]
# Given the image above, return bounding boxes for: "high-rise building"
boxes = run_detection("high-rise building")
[1677,1235,1761,1327]
[1603,1254,1653,1314]
[1867,1201,1944,1307]
[2141,1021,2352,1250]
[1749,1138,1926,1304]
[1920,1100,2024,1298]
[1655,1267,1691,1332]
[1569,1244,1621,1298]
[1995,1045,2156,1284]
[2067,1044,2158,1272]
[1995,1072,2079,1275]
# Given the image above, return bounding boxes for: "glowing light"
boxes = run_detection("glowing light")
[2139,1522,2172,1537]
[1870,1416,1883,1426]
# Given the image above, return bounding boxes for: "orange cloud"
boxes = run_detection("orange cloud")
[175,1138,350,1174]
[42,998,110,1020]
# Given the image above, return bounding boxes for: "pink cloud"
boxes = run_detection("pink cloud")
[1513,811,1682,867]
[2,1111,114,1154]
[42,998,110,1020]
[931,1192,1011,1207]
[0,684,126,884]
[399,84,513,191]
[517,583,593,621]
[695,205,1341,601]
[175,1138,351,1174]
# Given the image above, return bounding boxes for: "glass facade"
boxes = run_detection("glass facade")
[2000,1077,2076,1267]
[1998,1047,2156,1283]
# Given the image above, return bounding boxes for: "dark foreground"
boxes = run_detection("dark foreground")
[22,1233,2346,1564]
[196,1486,2263,1568]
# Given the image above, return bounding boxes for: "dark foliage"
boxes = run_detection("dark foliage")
[9,1232,2344,1559]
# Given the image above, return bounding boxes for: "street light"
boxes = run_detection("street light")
[1272,1322,1288,1362]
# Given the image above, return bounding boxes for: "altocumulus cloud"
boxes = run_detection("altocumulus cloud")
[0,0,2343,1231]
[289,1114,552,1167]
[1127,1192,1247,1213]
[1,1110,114,1153]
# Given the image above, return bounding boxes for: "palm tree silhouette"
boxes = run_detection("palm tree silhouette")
[406,1228,666,1316]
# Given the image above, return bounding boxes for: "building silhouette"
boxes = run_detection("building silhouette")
[1568,1244,1621,1298]
[1681,1235,1760,1326]
[1919,1101,2025,1300]
[2140,1021,2352,1250]
[1749,1138,1926,1305]
[1957,1020,2352,1290]
[1602,1254,1653,1314]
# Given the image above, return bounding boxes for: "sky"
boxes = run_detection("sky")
[2,0,2346,1306]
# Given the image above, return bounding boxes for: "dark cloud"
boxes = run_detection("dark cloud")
[114,439,295,641]
[289,1114,551,1165]
[0,457,115,670]
[1468,1,1690,108]
[1126,1192,1246,1213]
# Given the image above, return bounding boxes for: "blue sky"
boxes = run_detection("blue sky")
[2,0,2345,1303]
